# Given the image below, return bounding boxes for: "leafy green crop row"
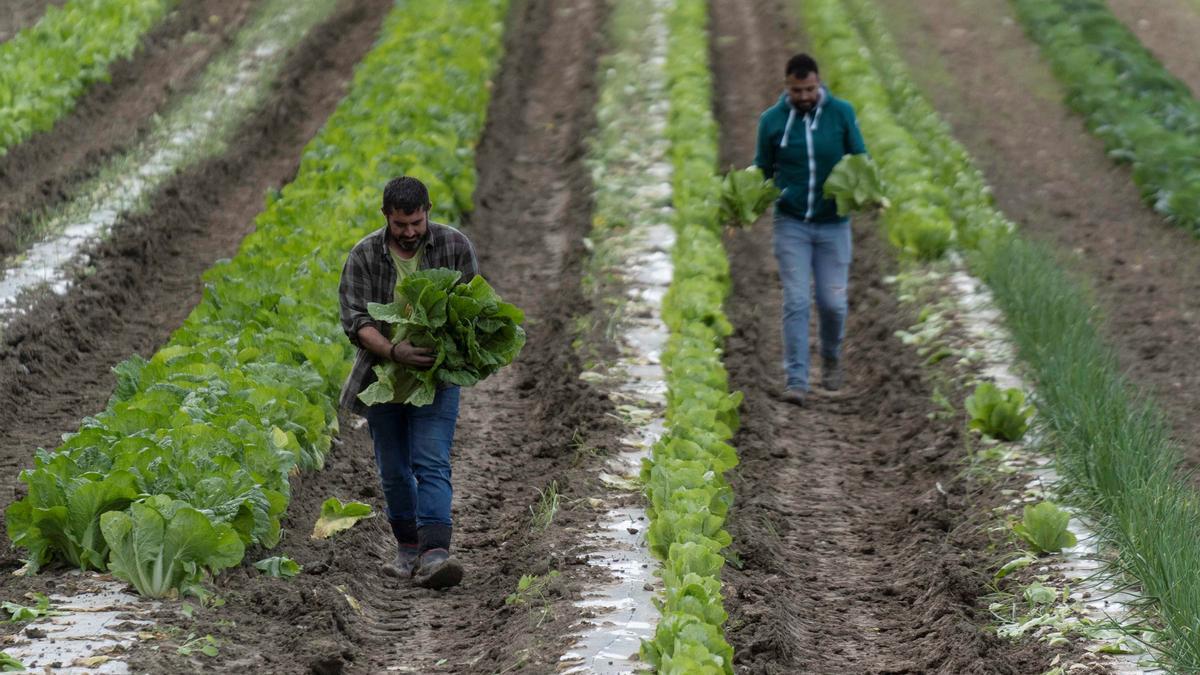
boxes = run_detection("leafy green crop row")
[1010,0,1200,233]
[804,0,1200,666]
[800,0,1011,261]
[0,0,177,156]
[6,0,508,597]
[639,1,741,672]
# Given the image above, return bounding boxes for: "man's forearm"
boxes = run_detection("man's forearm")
[356,325,394,361]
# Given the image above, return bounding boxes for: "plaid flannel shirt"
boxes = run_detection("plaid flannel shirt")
[338,222,479,415]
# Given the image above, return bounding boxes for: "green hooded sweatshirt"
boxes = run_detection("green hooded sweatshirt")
[755,88,867,223]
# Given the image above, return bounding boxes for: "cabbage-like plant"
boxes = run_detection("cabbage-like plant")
[1012,501,1077,554]
[965,382,1032,441]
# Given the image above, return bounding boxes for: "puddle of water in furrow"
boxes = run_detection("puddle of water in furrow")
[0,0,337,326]
[916,255,1158,672]
[557,0,673,672]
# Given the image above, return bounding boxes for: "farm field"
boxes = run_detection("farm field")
[1,0,1199,673]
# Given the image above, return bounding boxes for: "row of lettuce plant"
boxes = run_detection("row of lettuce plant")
[1009,0,1200,232]
[803,0,1200,666]
[5,0,508,598]
[638,0,742,672]
[0,0,178,155]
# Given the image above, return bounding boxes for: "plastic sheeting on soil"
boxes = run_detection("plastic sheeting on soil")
[558,0,673,670]
[2,573,158,673]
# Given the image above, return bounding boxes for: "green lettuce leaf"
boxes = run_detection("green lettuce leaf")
[311,497,374,539]
[823,154,889,216]
[254,555,301,578]
[1012,501,1077,554]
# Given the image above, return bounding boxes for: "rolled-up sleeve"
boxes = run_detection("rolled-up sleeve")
[338,247,377,348]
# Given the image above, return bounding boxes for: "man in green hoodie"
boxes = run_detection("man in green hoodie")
[755,53,867,406]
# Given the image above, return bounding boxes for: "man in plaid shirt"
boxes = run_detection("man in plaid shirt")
[338,176,478,589]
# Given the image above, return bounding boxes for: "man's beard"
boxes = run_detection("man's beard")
[396,237,421,252]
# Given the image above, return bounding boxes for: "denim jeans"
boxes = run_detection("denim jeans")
[364,386,460,531]
[773,214,852,390]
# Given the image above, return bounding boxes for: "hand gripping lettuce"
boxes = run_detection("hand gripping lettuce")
[358,269,526,407]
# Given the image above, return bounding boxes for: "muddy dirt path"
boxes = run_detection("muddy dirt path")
[41,0,620,672]
[0,0,63,42]
[1108,0,1200,97]
[873,0,1200,470]
[0,0,392,527]
[709,1,1061,672]
[0,0,260,258]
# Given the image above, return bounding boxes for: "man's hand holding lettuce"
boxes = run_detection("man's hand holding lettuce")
[358,269,526,407]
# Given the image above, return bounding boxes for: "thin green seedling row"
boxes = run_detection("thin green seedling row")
[6,0,508,598]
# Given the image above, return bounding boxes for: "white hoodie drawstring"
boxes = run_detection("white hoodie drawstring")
[780,107,797,149]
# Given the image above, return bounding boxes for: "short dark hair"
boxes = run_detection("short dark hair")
[382,176,431,214]
[786,53,819,79]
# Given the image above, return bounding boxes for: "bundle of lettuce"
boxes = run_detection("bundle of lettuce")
[823,154,890,216]
[358,269,526,406]
[719,166,780,228]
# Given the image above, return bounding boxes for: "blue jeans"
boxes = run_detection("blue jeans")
[364,386,460,530]
[773,214,852,390]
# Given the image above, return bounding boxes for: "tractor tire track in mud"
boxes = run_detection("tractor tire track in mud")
[0,0,393,535]
[0,0,260,258]
[709,1,1064,672]
[46,0,619,672]
[873,0,1200,471]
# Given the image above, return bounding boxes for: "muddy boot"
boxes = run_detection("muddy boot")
[821,357,844,391]
[383,519,419,578]
[412,524,463,589]
[412,548,464,589]
[384,544,419,578]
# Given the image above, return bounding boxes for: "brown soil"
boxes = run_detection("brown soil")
[0,0,259,259]
[2,0,621,672]
[873,0,1200,471]
[709,1,1079,672]
[1108,0,1200,97]
[0,0,64,42]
